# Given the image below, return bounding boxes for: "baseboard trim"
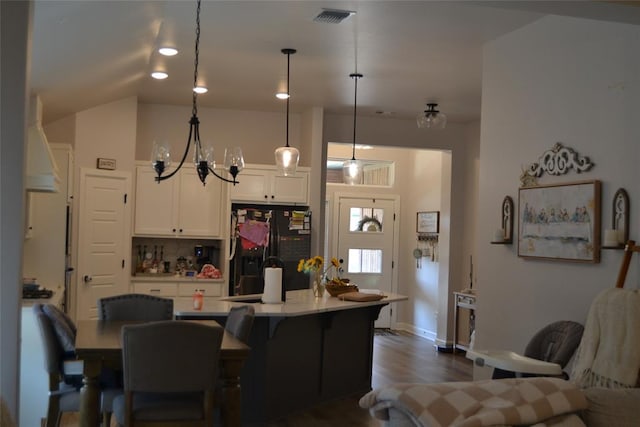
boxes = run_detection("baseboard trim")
[395,322,437,342]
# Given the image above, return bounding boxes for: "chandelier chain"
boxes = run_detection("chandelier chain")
[192,0,201,117]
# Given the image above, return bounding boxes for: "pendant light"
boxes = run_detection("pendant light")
[343,73,363,185]
[151,0,244,186]
[275,48,299,176]
[417,103,447,129]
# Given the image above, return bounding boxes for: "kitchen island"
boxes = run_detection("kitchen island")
[174,289,408,423]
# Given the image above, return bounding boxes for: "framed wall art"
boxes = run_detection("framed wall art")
[417,211,439,233]
[518,180,601,263]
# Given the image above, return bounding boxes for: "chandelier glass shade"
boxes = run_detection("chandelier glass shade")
[417,103,447,129]
[152,0,243,186]
[343,73,363,185]
[275,48,299,176]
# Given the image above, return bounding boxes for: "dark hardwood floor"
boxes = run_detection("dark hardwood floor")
[61,330,472,427]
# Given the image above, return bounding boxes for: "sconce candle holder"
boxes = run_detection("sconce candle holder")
[603,188,629,250]
[491,196,514,244]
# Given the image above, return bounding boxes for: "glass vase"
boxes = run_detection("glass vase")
[312,273,325,297]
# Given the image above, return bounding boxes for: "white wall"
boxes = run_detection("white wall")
[75,96,137,173]
[44,114,76,146]
[477,15,640,353]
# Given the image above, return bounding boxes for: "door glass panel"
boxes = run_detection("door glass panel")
[349,207,384,232]
[348,248,382,273]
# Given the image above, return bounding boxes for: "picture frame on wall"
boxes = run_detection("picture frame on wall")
[518,180,601,263]
[417,211,440,233]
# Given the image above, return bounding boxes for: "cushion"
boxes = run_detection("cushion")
[580,387,640,427]
[42,304,76,353]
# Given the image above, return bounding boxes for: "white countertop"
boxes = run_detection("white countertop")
[174,289,408,318]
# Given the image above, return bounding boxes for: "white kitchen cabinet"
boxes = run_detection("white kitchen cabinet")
[132,281,177,297]
[134,165,224,237]
[230,165,309,205]
[132,279,223,306]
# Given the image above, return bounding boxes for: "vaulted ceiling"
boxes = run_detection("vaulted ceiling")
[30,1,640,125]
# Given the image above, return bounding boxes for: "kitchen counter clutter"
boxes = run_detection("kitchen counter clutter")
[174,288,407,317]
[175,288,408,423]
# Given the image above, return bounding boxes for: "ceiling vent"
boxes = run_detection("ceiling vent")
[313,9,355,24]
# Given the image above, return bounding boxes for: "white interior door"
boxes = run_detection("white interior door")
[76,169,131,320]
[335,195,398,328]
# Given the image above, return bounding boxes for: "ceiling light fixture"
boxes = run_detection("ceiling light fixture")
[193,86,208,94]
[151,71,169,80]
[152,0,244,186]
[417,103,447,129]
[274,48,299,176]
[158,47,178,56]
[275,92,289,100]
[343,73,363,185]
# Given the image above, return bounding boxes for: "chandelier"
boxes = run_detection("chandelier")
[151,0,244,185]
[417,103,447,130]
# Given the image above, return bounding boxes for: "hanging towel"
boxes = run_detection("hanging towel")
[239,220,270,247]
[571,288,640,388]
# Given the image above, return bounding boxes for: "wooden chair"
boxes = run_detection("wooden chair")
[224,305,255,344]
[98,293,174,321]
[112,321,224,426]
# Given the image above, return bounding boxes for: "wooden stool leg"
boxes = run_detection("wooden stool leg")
[616,240,638,288]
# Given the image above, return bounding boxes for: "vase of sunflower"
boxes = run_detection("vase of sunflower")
[297,256,341,298]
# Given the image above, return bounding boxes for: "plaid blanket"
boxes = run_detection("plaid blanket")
[359,377,587,427]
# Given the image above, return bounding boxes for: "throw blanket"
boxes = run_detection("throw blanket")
[359,377,587,427]
[571,288,640,389]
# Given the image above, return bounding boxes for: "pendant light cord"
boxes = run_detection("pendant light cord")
[350,73,363,161]
[286,50,290,148]
[192,0,201,117]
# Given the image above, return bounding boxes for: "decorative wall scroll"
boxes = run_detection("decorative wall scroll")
[518,180,601,263]
[491,196,514,244]
[520,143,593,187]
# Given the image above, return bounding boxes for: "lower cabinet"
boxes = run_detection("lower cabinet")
[132,280,224,307]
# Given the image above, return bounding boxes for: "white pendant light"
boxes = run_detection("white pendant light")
[275,48,299,176]
[343,73,363,185]
[417,103,447,129]
[152,0,243,186]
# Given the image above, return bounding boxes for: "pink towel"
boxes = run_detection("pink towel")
[239,220,270,247]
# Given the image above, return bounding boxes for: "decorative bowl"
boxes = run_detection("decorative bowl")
[325,282,359,297]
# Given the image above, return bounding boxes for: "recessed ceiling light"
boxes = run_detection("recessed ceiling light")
[158,47,178,56]
[151,71,168,80]
[275,92,289,100]
[193,86,208,94]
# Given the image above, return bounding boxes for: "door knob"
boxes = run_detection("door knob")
[83,275,92,283]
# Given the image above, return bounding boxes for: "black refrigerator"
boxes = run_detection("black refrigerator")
[229,203,311,296]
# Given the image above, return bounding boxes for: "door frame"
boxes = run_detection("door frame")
[330,192,400,327]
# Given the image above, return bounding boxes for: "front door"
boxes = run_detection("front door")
[76,168,131,320]
[335,194,398,328]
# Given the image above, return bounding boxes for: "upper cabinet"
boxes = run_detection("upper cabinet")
[134,165,225,238]
[230,165,309,205]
